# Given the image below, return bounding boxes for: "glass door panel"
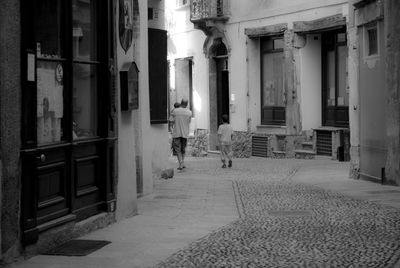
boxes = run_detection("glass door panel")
[35,0,63,58]
[262,52,284,107]
[73,64,98,139]
[72,0,98,61]
[337,45,348,106]
[326,50,335,107]
[72,0,99,140]
[37,61,65,144]
[35,0,65,146]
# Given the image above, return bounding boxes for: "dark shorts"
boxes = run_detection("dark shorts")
[172,137,187,155]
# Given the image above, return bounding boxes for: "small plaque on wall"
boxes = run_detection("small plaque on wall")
[120,62,139,111]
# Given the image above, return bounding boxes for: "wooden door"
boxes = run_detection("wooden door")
[322,31,349,127]
[216,58,229,124]
[21,0,115,245]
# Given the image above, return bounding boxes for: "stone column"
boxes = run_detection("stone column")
[385,0,400,185]
[284,29,301,135]
[347,11,360,179]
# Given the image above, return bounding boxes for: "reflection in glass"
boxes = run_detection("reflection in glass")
[37,61,64,145]
[262,52,284,107]
[337,45,348,106]
[35,0,63,57]
[73,64,98,139]
[273,38,284,50]
[73,0,97,61]
[326,51,335,106]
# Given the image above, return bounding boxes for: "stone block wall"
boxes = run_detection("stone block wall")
[232,131,252,158]
[188,129,209,157]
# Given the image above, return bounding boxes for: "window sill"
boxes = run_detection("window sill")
[256,124,287,129]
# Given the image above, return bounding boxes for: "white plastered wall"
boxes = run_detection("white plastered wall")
[299,34,322,131]
[116,0,170,220]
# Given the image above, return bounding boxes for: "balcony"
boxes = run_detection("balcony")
[190,0,230,23]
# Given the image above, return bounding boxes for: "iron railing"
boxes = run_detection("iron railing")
[190,0,229,21]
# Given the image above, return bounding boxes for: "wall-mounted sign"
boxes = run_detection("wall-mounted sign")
[119,0,133,53]
[120,62,139,111]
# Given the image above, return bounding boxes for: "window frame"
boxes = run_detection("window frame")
[260,35,286,126]
[363,21,380,59]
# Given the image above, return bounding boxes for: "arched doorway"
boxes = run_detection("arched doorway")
[209,38,229,151]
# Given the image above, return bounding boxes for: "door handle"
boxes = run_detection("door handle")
[36,154,46,162]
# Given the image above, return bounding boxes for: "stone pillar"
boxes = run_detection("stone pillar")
[347,17,360,178]
[385,0,400,185]
[284,29,301,135]
[0,0,21,260]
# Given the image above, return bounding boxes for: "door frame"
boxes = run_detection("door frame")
[321,29,349,128]
[20,0,116,246]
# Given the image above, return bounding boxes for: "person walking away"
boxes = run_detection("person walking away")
[169,102,181,155]
[168,102,180,133]
[171,98,192,170]
[218,114,233,168]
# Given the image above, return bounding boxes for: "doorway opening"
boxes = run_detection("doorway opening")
[209,38,229,151]
[321,30,349,128]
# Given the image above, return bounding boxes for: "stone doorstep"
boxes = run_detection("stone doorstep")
[294,149,316,159]
[302,141,314,150]
[272,151,286,159]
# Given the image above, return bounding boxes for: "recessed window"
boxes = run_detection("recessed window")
[148,8,153,20]
[364,22,378,57]
[367,27,378,55]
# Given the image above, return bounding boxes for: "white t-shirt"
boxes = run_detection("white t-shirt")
[218,123,233,145]
[171,107,192,138]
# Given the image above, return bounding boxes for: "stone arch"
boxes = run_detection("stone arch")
[203,32,231,58]
[205,34,230,150]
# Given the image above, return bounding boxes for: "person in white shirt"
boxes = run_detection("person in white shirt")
[217,114,233,168]
[171,98,192,170]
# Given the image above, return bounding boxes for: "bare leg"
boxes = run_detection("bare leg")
[177,152,183,169]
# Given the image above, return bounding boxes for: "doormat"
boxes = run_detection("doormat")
[42,239,111,256]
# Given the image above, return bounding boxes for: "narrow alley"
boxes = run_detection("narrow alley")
[9,156,400,268]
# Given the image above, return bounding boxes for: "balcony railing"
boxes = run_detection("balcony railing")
[190,0,230,22]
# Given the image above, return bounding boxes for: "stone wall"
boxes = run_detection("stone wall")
[232,131,252,158]
[385,0,400,185]
[189,129,209,157]
[188,129,253,158]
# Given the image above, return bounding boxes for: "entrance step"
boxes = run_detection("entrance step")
[294,149,316,159]
[301,141,314,150]
[272,150,286,159]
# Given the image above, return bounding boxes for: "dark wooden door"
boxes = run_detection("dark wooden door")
[21,0,115,245]
[322,31,349,127]
[216,58,230,124]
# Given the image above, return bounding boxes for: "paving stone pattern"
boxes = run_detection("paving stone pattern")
[154,159,400,268]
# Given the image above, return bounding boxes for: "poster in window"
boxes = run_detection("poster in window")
[119,0,133,53]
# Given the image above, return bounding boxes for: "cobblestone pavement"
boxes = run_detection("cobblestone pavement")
[154,158,400,268]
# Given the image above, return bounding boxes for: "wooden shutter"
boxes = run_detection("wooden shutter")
[148,28,168,124]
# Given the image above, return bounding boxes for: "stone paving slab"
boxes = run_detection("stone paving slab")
[7,157,400,268]
[154,158,400,268]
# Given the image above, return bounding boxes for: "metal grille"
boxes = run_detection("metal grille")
[316,130,332,156]
[252,136,268,157]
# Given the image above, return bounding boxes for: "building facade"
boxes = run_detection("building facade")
[0,0,169,262]
[348,0,400,185]
[167,0,350,159]
[167,0,400,185]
